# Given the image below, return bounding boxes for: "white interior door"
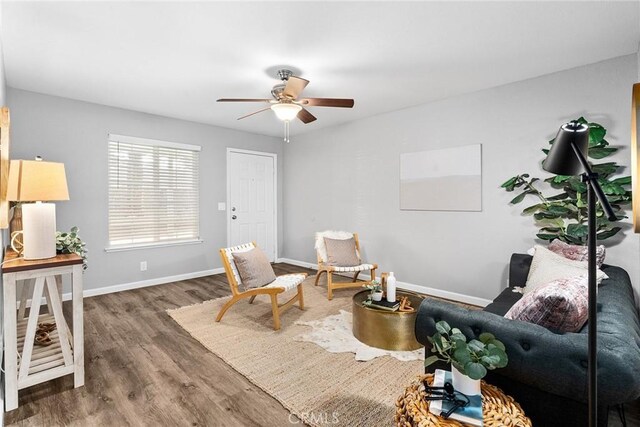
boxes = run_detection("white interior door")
[227,149,276,261]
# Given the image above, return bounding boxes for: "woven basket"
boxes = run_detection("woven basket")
[395,374,532,427]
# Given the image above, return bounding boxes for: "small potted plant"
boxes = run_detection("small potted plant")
[424,320,508,395]
[365,280,384,301]
[56,226,88,270]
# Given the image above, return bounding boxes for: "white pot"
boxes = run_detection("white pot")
[451,365,481,396]
[371,291,383,302]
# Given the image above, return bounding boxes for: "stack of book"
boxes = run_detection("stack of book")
[363,299,400,311]
[429,369,483,426]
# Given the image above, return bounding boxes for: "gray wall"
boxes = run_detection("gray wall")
[283,54,640,302]
[7,88,283,292]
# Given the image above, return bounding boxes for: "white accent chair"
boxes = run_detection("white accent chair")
[217,242,307,330]
[313,231,378,300]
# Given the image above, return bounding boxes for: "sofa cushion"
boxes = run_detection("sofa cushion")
[547,240,605,268]
[505,276,589,333]
[483,287,522,316]
[524,245,607,294]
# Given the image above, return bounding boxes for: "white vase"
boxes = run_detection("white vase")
[451,365,481,396]
[386,272,397,303]
[371,291,383,302]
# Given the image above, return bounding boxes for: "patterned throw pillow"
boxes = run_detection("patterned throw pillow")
[524,245,607,294]
[505,276,589,333]
[232,247,277,290]
[323,237,360,267]
[548,239,606,268]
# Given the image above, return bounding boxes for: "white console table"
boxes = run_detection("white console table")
[2,250,84,411]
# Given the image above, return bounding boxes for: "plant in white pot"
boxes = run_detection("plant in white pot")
[424,320,508,395]
[364,280,384,301]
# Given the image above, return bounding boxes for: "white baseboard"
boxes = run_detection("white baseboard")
[21,268,225,307]
[275,257,491,307]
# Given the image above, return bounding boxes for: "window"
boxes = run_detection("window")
[107,134,201,250]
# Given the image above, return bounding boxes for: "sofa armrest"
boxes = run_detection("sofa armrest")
[415,298,640,405]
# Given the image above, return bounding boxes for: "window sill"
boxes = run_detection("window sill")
[104,239,203,253]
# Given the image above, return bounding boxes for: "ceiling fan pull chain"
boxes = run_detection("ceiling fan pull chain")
[284,120,290,143]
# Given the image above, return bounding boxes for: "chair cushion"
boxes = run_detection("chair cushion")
[547,239,606,268]
[505,275,589,333]
[232,247,276,290]
[315,231,355,263]
[524,245,607,294]
[264,273,307,292]
[331,263,375,272]
[324,237,360,267]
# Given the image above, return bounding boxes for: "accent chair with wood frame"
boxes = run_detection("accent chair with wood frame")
[313,231,378,300]
[217,242,307,330]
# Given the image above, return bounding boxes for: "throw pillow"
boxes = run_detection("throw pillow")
[524,245,607,294]
[505,276,588,333]
[232,247,277,290]
[548,239,606,268]
[323,237,360,267]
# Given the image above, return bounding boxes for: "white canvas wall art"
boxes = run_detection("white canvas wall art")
[400,144,482,211]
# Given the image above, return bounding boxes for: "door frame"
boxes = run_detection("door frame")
[226,147,278,261]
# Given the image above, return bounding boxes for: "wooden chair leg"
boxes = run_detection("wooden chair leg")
[297,284,305,310]
[216,296,240,322]
[248,295,256,304]
[371,267,377,282]
[352,271,360,282]
[270,294,281,330]
[327,272,334,301]
[314,270,325,286]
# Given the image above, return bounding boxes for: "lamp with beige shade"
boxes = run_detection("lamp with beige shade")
[7,158,69,260]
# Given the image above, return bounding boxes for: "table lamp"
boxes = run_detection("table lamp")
[6,158,69,260]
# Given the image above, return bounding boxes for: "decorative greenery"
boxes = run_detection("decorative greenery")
[424,321,508,380]
[501,117,632,244]
[364,280,383,294]
[56,226,88,270]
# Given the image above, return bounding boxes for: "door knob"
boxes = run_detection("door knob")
[231,215,237,220]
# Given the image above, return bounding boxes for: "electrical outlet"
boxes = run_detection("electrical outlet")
[140,261,147,271]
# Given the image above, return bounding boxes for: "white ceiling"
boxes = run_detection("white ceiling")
[2,1,639,138]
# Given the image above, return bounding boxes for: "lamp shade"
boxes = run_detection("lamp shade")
[542,122,590,176]
[6,160,69,202]
[271,103,302,121]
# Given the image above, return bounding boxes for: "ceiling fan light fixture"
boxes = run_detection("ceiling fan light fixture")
[271,103,302,121]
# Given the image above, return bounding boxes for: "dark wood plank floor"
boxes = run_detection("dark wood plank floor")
[4,263,638,426]
[5,263,312,427]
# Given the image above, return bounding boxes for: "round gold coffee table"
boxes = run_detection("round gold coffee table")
[352,290,423,351]
[395,374,532,427]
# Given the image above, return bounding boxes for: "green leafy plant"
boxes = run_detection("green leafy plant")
[501,117,631,244]
[424,321,508,380]
[364,280,382,294]
[56,226,88,270]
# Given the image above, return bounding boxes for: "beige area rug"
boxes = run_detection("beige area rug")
[167,278,424,426]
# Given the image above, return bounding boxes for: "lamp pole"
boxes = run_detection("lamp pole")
[544,121,617,427]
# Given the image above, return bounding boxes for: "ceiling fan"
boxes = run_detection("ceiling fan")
[217,69,354,142]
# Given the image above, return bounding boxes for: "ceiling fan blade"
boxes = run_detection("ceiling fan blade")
[283,76,309,100]
[217,98,272,103]
[298,98,354,108]
[237,107,271,120]
[297,108,317,124]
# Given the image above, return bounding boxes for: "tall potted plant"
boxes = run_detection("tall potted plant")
[501,117,631,244]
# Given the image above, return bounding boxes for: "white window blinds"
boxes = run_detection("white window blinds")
[107,134,201,249]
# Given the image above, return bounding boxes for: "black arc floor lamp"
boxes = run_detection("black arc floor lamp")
[542,121,617,427]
